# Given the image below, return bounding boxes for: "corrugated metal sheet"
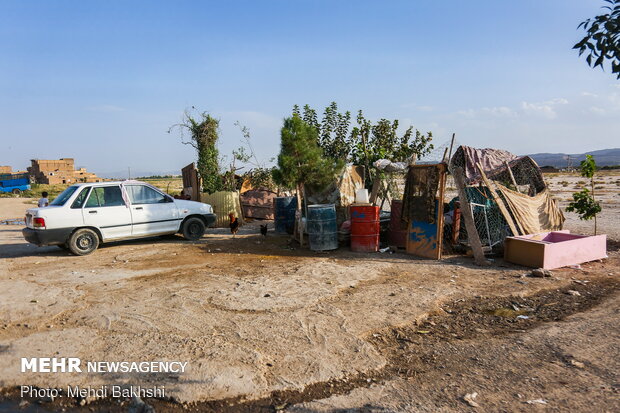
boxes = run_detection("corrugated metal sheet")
[200,191,244,228]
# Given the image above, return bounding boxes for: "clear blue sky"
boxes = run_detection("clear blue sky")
[1,0,618,176]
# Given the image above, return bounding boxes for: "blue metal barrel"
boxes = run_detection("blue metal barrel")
[274,196,297,234]
[307,204,338,251]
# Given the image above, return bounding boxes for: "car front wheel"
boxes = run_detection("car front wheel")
[182,217,206,241]
[68,228,100,255]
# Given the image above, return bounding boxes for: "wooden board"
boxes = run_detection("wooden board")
[453,166,488,265]
[405,164,446,260]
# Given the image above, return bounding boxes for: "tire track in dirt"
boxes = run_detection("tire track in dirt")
[3,277,617,412]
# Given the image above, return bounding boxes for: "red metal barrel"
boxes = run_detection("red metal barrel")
[350,205,380,252]
[388,200,407,248]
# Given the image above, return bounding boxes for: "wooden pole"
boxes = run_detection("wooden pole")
[435,164,447,259]
[453,166,488,265]
[476,162,521,236]
[504,161,520,193]
[442,147,449,163]
[447,133,456,162]
[369,177,381,205]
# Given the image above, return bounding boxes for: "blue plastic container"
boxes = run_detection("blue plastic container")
[307,204,338,251]
[274,196,297,234]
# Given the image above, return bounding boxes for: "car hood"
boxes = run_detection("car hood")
[174,199,213,214]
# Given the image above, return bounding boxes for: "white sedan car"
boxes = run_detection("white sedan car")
[22,181,216,255]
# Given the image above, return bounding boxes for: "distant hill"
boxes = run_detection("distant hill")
[526,148,620,168]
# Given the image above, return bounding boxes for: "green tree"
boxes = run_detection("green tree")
[318,102,352,161]
[232,121,277,190]
[273,114,336,239]
[566,155,602,234]
[169,110,222,194]
[350,110,434,187]
[574,0,620,79]
[273,114,335,192]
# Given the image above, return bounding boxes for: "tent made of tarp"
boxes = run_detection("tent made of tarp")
[305,165,365,225]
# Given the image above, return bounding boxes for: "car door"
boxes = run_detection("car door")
[82,185,132,240]
[125,184,180,236]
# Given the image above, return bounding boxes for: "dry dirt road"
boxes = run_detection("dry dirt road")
[0,192,618,412]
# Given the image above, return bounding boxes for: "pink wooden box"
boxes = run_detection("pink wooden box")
[504,230,607,270]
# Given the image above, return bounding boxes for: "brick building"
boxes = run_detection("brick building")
[28,158,102,184]
[0,166,12,174]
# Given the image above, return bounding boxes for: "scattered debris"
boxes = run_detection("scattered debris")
[569,359,585,369]
[516,315,529,320]
[489,308,529,318]
[128,396,155,413]
[566,290,581,296]
[463,392,479,407]
[526,399,548,405]
[530,268,552,278]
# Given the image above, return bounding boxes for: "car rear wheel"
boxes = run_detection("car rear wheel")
[182,217,205,241]
[12,188,21,195]
[68,228,99,255]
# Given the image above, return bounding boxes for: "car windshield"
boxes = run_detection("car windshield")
[49,185,79,206]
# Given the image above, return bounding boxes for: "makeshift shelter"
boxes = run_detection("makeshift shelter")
[448,145,565,264]
[305,165,365,225]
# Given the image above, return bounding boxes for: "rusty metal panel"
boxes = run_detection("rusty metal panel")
[240,189,276,219]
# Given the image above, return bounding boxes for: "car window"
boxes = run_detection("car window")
[126,185,168,204]
[50,186,79,206]
[71,187,91,209]
[85,186,125,208]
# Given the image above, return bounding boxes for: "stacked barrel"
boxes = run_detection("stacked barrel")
[350,205,380,252]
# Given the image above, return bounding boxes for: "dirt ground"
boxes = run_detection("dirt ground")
[0,173,618,412]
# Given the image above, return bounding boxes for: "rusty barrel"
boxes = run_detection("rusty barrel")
[388,199,407,248]
[350,205,380,252]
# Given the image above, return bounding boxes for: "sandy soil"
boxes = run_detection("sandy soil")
[0,173,618,412]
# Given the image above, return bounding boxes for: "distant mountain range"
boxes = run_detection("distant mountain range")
[526,148,620,168]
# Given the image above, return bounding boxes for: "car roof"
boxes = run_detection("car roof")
[71,180,148,187]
